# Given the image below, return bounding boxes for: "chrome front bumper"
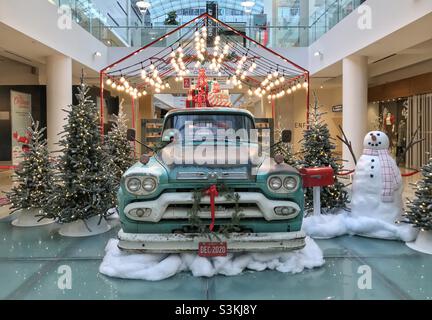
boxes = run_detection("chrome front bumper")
[124,192,300,222]
[117,229,306,253]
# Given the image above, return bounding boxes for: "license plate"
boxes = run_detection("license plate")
[198,242,227,257]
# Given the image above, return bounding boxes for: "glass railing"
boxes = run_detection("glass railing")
[49,0,365,48]
[309,0,365,43]
[87,25,310,48]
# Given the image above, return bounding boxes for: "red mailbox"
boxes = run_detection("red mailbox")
[300,167,334,188]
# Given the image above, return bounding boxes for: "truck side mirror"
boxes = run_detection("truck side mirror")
[281,129,292,143]
[126,129,136,142]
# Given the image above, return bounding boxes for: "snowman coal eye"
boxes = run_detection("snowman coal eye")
[379,142,381,144]
[377,133,380,136]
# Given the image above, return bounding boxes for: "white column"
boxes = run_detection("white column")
[299,0,309,46]
[263,0,274,47]
[342,55,368,170]
[46,54,72,151]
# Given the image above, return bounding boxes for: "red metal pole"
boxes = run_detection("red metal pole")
[306,72,310,125]
[131,96,136,155]
[100,72,104,138]
[131,96,136,129]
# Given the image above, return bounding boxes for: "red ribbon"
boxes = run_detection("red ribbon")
[204,185,219,232]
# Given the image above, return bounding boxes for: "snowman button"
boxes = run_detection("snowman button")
[370,174,374,178]
[371,159,375,162]
[371,166,374,169]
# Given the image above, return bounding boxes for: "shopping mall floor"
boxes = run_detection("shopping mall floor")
[0,169,431,300]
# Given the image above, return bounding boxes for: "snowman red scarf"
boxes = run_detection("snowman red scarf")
[363,148,402,202]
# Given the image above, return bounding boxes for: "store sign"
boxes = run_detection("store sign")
[332,105,343,112]
[295,122,306,128]
[10,90,32,165]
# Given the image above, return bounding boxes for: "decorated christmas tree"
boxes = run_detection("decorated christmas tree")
[104,101,135,202]
[402,157,432,230]
[6,116,53,218]
[297,94,349,212]
[44,82,116,223]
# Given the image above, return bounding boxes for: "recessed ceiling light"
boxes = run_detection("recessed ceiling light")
[136,1,151,11]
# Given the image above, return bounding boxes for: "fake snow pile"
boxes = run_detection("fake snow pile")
[99,237,324,281]
[302,210,418,242]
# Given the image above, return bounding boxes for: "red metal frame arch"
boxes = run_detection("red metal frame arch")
[99,12,309,135]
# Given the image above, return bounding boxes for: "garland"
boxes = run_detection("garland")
[188,184,243,237]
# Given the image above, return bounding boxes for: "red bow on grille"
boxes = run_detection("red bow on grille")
[204,185,219,232]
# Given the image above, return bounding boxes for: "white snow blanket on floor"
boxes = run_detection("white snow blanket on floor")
[99,237,324,281]
[302,210,418,242]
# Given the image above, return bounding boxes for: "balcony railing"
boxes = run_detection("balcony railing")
[50,0,365,48]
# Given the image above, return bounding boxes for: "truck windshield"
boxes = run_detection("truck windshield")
[163,113,255,142]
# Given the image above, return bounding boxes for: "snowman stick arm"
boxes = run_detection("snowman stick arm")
[397,126,425,166]
[337,124,357,166]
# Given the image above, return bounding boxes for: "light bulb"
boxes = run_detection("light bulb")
[303,81,309,89]
[111,83,117,89]
[120,76,125,83]
[248,89,253,96]
[287,88,292,94]
[106,78,112,85]
[297,83,302,89]
[141,69,147,79]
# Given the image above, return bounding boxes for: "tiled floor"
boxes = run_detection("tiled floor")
[0,168,431,300]
[0,220,431,300]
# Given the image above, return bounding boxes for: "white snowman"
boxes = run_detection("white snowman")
[351,131,403,224]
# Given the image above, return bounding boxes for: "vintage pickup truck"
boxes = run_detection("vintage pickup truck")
[117,108,306,254]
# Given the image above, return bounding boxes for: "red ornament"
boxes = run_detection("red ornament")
[204,185,219,232]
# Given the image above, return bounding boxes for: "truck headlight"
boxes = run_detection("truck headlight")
[142,177,157,192]
[283,177,297,190]
[126,178,141,192]
[268,177,282,190]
